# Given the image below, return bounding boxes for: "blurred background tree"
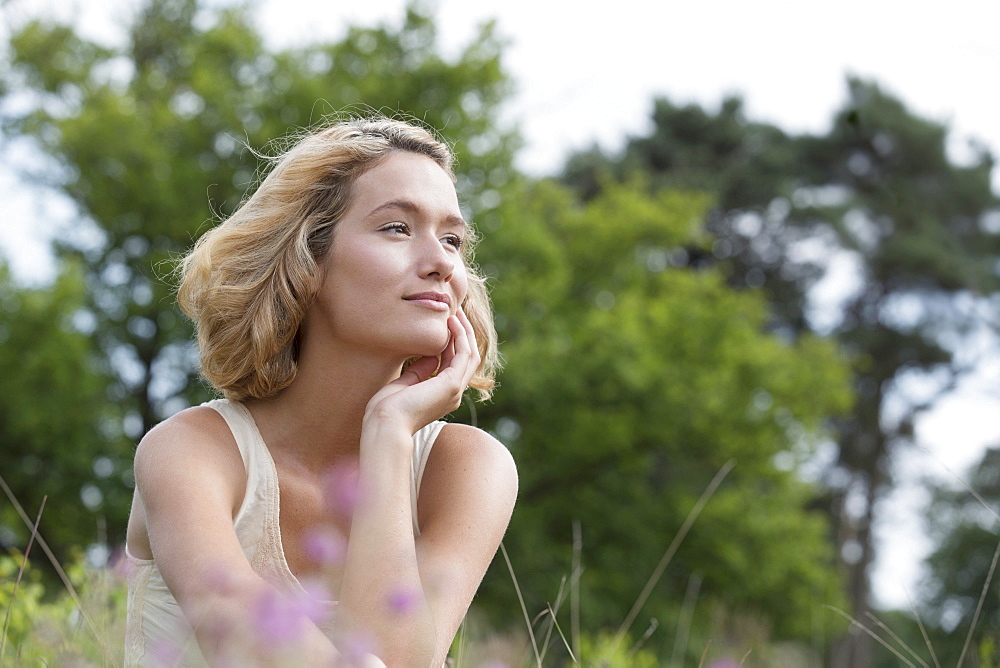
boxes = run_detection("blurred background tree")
[1,0,514,563]
[0,261,119,562]
[469,176,852,660]
[917,447,1000,665]
[2,0,997,663]
[563,80,1000,665]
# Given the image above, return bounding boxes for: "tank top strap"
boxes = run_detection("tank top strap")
[411,421,446,537]
[204,399,445,541]
[203,398,261,470]
[202,398,272,529]
[202,399,301,593]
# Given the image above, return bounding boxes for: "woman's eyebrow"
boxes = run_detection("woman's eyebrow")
[367,199,467,229]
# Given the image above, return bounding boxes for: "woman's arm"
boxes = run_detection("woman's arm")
[335,311,517,666]
[415,424,518,666]
[133,408,340,664]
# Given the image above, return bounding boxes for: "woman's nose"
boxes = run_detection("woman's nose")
[419,237,456,280]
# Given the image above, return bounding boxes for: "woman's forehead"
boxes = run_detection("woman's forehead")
[348,152,462,221]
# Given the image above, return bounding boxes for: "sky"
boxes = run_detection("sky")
[2,0,1000,610]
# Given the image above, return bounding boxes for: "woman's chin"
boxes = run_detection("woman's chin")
[406,330,451,358]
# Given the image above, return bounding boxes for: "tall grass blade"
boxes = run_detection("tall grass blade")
[697,639,712,668]
[627,617,658,658]
[824,605,915,667]
[500,541,541,667]
[538,575,568,663]
[0,496,46,661]
[570,520,581,662]
[956,536,1000,667]
[904,587,940,668]
[546,603,577,664]
[612,459,735,654]
[670,573,701,668]
[864,612,927,668]
[0,473,108,656]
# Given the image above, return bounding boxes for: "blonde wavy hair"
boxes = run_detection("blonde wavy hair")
[178,117,499,402]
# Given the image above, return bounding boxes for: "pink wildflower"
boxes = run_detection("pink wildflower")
[252,585,328,644]
[147,638,183,667]
[386,586,419,615]
[341,628,378,665]
[110,546,137,584]
[297,578,333,625]
[322,458,362,517]
[303,528,346,565]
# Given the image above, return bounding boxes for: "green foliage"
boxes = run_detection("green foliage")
[469,177,851,646]
[0,551,125,664]
[1,0,516,555]
[917,447,1000,664]
[578,631,659,667]
[561,80,1000,659]
[0,261,124,560]
[2,1,885,660]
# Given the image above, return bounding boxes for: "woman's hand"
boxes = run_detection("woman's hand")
[363,309,480,435]
[337,310,479,663]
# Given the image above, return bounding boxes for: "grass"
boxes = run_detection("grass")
[2,460,999,666]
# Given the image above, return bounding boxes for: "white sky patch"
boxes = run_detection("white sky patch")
[874,380,1000,609]
[801,245,865,335]
[0,140,72,284]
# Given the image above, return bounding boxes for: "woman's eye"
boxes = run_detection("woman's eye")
[381,222,410,235]
[443,235,464,250]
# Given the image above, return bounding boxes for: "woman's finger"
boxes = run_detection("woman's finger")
[405,355,439,383]
[430,315,468,384]
[456,310,479,386]
[431,320,454,375]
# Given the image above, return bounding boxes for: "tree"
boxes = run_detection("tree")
[466,176,852,656]
[562,79,1000,665]
[0,261,122,563]
[919,447,1000,665]
[2,2,866,656]
[1,0,516,552]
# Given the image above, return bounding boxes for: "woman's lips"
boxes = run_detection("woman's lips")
[403,292,451,312]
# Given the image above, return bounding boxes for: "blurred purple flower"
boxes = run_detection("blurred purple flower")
[148,638,182,667]
[304,528,346,565]
[322,459,361,517]
[252,585,328,644]
[203,564,233,593]
[341,628,378,664]
[386,586,418,615]
[110,546,136,584]
[297,578,333,624]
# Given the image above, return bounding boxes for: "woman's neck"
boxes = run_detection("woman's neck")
[243,339,406,472]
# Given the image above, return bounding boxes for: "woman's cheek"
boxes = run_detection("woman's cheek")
[453,268,470,312]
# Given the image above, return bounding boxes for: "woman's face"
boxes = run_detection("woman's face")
[308,151,469,360]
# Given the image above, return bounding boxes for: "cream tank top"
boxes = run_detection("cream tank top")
[124,399,445,666]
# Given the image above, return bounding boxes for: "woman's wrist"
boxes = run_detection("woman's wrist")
[359,417,417,457]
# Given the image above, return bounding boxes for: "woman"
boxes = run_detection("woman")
[124,117,518,666]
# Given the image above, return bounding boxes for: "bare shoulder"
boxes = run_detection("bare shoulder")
[134,404,246,513]
[431,423,517,490]
[418,423,518,533]
[136,405,238,470]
